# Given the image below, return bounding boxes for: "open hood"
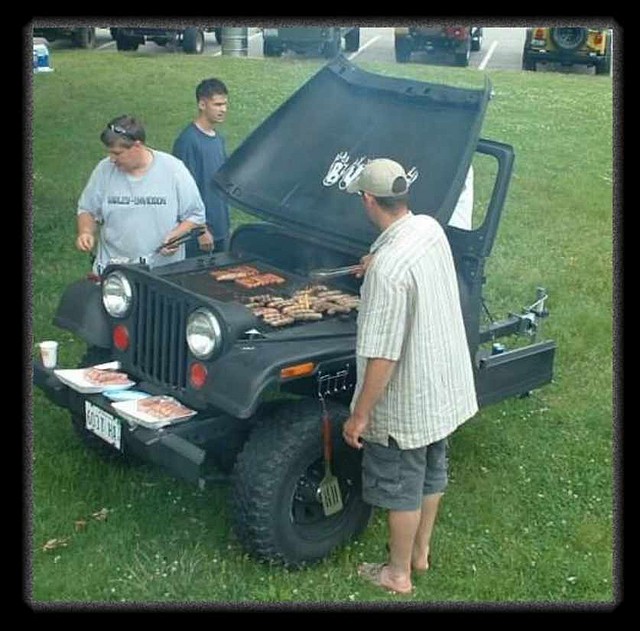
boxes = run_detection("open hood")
[214,56,491,254]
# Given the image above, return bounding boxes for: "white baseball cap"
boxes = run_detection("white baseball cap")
[346,158,410,197]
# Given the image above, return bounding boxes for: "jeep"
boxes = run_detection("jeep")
[262,27,360,58]
[394,26,483,66]
[522,27,612,74]
[33,57,555,568]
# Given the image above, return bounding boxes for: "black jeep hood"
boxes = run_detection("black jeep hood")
[214,56,491,254]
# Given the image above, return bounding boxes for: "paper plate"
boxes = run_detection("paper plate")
[54,368,135,394]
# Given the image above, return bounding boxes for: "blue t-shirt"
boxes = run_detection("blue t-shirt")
[172,123,231,241]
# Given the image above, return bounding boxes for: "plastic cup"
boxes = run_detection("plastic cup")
[39,341,58,369]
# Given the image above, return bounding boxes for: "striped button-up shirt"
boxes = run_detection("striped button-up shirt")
[352,212,478,449]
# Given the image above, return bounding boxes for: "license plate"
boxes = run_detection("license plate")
[84,401,122,450]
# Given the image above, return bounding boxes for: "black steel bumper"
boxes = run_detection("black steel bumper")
[524,49,604,66]
[32,361,227,487]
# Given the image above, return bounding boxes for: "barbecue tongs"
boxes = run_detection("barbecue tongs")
[154,225,206,253]
[308,264,362,280]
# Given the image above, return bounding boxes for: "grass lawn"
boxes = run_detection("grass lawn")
[27,48,616,609]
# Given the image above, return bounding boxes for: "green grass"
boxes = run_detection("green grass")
[28,49,615,608]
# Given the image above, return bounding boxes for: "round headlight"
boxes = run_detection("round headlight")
[102,271,133,318]
[186,308,222,359]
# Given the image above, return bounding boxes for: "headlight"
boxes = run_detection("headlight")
[102,271,133,318]
[186,308,222,359]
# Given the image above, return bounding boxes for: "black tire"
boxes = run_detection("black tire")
[231,399,372,567]
[595,35,612,75]
[263,38,282,57]
[394,36,412,63]
[522,53,536,71]
[214,28,222,45]
[550,27,588,51]
[344,28,360,52]
[109,28,119,40]
[322,31,341,59]
[453,39,471,68]
[72,27,96,49]
[471,28,482,52]
[183,27,205,54]
[116,33,139,51]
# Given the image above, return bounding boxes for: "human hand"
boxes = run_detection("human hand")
[354,254,373,279]
[76,232,95,253]
[158,228,184,256]
[342,412,368,449]
[198,227,214,252]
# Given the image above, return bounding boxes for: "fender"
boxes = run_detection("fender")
[53,278,111,348]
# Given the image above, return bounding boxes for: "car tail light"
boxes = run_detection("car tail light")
[189,362,208,389]
[593,32,603,46]
[534,28,546,41]
[444,26,468,40]
[113,324,130,351]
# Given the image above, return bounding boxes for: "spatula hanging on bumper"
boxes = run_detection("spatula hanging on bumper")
[318,398,343,516]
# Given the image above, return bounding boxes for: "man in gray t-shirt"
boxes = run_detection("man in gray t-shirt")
[76,115,206,274]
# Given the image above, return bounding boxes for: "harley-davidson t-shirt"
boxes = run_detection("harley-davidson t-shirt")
[77,149,205,273]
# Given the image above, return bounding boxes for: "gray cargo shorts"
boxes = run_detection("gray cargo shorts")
[361,437,448,511]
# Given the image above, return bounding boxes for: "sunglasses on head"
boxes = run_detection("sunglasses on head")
[108,123,136,140]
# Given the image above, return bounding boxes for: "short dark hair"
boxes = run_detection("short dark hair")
[100,115,146,147]
[374,194,409,211]
[196,78,229,102]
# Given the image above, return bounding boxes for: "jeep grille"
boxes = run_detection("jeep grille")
[132,280,189,389]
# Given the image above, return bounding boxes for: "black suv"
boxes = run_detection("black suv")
[34,57,555,567]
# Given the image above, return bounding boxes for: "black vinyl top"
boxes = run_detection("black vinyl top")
[214,56,492,254]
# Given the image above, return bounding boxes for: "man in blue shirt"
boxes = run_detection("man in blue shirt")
[173,78,231,255]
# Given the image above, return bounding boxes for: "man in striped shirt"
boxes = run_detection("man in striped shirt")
[343,158,478,594]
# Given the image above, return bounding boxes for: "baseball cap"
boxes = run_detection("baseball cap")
[346,158,410,197]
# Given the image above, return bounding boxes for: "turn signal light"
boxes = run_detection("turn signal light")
[113,325,130,351]
[280,362,316,379]
[593,32,603,46]
[189,362,208,389]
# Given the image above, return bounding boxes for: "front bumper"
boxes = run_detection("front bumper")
[32,360,231,487]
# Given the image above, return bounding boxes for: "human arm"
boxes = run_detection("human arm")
[343,358,397,450]
[76,212,97,252]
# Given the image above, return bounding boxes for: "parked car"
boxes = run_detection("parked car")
[394,26,483,66]
[33,26,97,49]
[113,27,221,54]
[262,27,360,58]
[34,57,555,568]
[522,27,612,74]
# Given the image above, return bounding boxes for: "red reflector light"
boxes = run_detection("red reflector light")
[189,362,208,389]
[113,325,129,351]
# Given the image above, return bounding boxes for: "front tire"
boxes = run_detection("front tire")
[231,399,372,567]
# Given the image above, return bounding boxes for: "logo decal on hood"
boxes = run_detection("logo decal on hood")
[323,152,419,191]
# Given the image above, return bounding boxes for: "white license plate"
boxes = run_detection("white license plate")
[84,401,122,450]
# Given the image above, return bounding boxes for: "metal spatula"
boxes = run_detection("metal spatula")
[318,398,343,516]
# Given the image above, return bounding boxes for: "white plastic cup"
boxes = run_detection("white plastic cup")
[39,341,58,369]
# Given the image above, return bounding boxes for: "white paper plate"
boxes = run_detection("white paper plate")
[54,368,135,394]
[111,397,197,428]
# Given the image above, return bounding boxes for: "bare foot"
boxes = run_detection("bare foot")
[411,549,431,573]
[358,562,413,595]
